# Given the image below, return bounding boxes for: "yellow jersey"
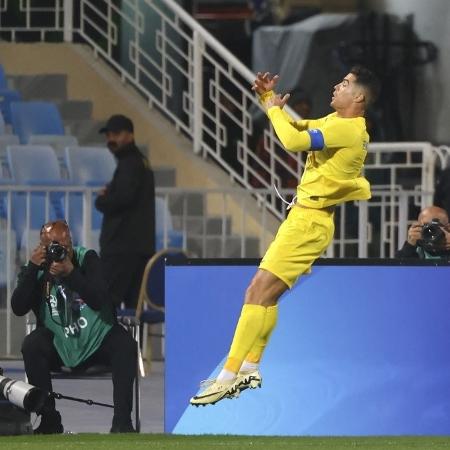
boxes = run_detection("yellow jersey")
[267,107,371,209]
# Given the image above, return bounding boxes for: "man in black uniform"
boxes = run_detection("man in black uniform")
[96,115,155,308]
[11,220,137,434]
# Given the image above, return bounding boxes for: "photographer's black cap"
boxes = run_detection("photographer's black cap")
[99,114,134,134]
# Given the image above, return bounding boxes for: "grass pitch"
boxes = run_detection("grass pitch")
[1,434,450,450]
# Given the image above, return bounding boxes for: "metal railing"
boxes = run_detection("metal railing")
[433,145,450,169]
[0,182,269,357]
[0,2,440,218]
[0,182,435,357]
[0,1,446,357]
[0,0,303,220]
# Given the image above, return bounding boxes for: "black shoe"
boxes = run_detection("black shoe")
[110,419,136,433]
[34,410,64,435]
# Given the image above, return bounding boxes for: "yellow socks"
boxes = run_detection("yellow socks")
[245,305,278,364]
[222,304,267,374]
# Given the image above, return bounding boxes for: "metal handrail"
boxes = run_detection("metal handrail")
[0,182,436,357]
[0,2,440,220]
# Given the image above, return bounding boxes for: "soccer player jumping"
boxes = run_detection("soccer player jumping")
[190,66,380,406]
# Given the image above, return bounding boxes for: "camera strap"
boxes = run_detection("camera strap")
[43,273,74,328]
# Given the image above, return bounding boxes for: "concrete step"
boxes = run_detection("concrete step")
[172,215,232,235]
[187,234,260,258]
[154,166,176,187]
[9,74,68,101]
[168,192,204,216]
[55,99,93,120]
[65,119,105,145]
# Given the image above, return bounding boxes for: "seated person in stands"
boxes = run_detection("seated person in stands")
[395,206,450,259]
[11,220,137,434]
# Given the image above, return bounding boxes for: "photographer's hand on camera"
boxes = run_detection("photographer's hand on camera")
[407,222,422,246]
[30,245,47,267]
[48,256,74,278]
[442,227,450,252]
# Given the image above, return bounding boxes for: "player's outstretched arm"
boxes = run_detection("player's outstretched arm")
[267,106,313,152]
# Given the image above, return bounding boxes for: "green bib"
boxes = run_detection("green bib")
[38,247,114,367]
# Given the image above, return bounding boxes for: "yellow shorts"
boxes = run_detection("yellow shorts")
[259,206,335,288]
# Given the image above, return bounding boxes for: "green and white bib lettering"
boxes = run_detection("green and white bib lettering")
[38,247,114,367]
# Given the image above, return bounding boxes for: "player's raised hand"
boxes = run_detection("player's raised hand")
[252,72,280,95]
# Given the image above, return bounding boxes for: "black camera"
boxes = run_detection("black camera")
[418,218,447,255]
[46,241,67,263]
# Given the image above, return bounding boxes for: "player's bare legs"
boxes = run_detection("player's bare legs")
[190,270,287,406]
[244,269,288,306]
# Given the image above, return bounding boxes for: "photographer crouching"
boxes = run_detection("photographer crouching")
[396,206,450,259]
[11,220,137,434]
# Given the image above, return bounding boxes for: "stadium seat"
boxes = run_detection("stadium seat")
[0,228,17,286]
[29,135,78,176]
[0,89,21,124]
[10,101,64,144]
[0,135,19,176]
[0,65,7,89]
[0,64,20,124]
[7,145,63,185]
[0,189,8,221]
[65,146,116,186]
[7,145,67,248]
[64,146,116,247]
[155,196,184,250]
[0,139,13,221]
[0,111,5,135]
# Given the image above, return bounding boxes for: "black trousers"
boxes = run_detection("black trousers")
[21,325,137,423]
[101,254,149,308]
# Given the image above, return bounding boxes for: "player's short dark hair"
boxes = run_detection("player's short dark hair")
[350,65,380,106]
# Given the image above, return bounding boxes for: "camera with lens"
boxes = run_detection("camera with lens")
[46,241,67,263]
[0,367,46,413]
[417,218,448,255]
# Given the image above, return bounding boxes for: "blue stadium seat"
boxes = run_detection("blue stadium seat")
[0,64,18,123]
[0,229,17,286]
[29,135,78,154]
[7,145,67,247]
[0,111,5,135]
[10,101,64,144]
[65,146,116,186]
[0,150,12,220]
[0,65,7,89]
[65,146,116,247]
[155,197,184,250]
[0,135,20,177]
[0,89,21,124]
[29,135,79,176]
